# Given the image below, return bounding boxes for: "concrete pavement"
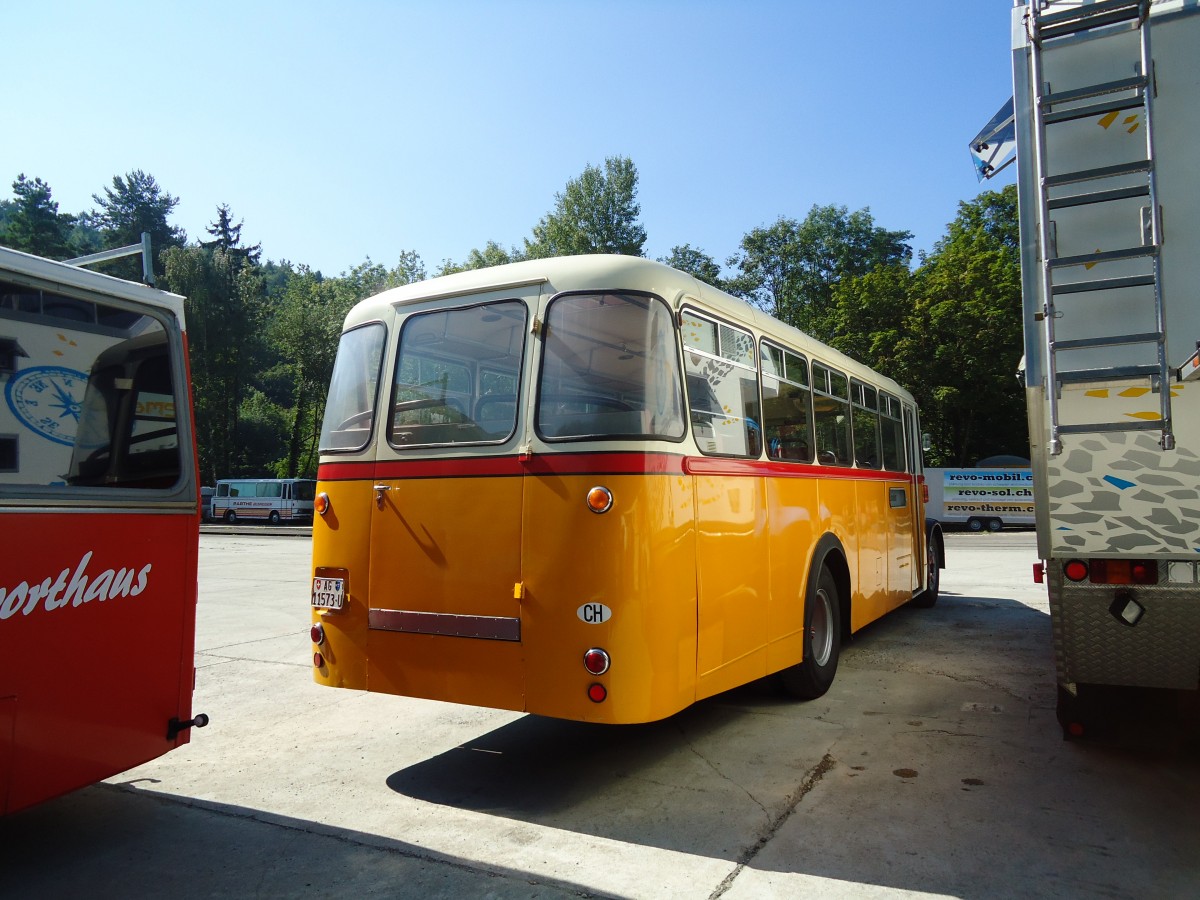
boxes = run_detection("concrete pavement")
[2,532,1197,899]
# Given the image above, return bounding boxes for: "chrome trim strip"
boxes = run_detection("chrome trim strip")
[368,609,521,642]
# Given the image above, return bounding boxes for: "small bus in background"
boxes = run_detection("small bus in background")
[310,255,943,725]
[212,477,316,524]
[1,245,206,815]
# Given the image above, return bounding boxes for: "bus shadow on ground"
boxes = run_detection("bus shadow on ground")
[385,594,1045,856]
[386,593,1200,891]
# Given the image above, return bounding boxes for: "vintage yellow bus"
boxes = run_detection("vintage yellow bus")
[310,255,943,724]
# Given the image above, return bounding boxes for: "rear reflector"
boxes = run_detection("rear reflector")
[587,683,607,703]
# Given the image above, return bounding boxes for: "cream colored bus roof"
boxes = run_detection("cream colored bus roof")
[343,254,913,404]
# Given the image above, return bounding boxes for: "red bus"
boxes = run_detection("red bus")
[0,246,206,815]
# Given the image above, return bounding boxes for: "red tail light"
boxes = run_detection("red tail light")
[1063,559,1158,585]
[1064,560,1089,582]
[583,648,610,675]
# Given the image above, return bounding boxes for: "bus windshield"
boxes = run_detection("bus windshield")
[537,292,684,441]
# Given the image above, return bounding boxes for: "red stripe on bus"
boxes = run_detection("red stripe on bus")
[320,453,914,482]
[524,452,687,476]
[683,456,915,481]
[318,461,378,481]
[319,452,687,481]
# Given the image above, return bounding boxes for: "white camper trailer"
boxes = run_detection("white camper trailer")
[975,0,1200,737]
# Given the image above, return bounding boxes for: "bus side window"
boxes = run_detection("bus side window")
[761,341,812,462]
[123,352,180,486]
[851,380,880,470]
[812,363,851,466]
[880,393,906,472]
[683,311,759,458]
[66,330,181,489]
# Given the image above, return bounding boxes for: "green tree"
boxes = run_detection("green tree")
[163,237,270,481]
[904,185,1024,466]
[826,263,915,378]
[201,203,261,269]
[727,205,912,342]
[0,174,74,258]
[525,156,646,258]
[438,240,521,275]
[270,267,342,477]
[270,252,428,477]
[658,244,724,288]
[87,169,186,280]
[340,252,427,299]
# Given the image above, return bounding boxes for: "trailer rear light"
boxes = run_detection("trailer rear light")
[1033,562,1044,584]
[1063,560,1089,582]
[310,623,325,645]
[1089,559,1158,585]
[583,647,610,675]
[587,683,607,703]
[1063,559,1158,585]
[315,492,331,516]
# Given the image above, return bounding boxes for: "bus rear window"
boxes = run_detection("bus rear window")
[319,323,386,452]
[537,292,684,441]
[388,300,527,447]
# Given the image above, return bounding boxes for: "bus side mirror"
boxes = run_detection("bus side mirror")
[922,433,932,452]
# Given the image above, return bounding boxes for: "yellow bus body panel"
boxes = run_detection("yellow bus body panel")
[311,478,373,691]
[521,472,697,723]
[366,471,525,711]
[313,465,921,723]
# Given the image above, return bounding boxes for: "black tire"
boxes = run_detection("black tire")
[780,567,841,699]
[911,534,940,608]
[269,510,281,525]
[987,518,1003,532]
[224,509,237,524]
[967,517,984,532]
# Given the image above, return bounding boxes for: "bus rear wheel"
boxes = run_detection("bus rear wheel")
[910,536,940,608]
[224,510,237,524]
[779,567,841,700]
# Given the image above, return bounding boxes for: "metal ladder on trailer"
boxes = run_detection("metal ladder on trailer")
[1027,0,1174,455]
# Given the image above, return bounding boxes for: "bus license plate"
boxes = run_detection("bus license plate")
[311,577,344,610]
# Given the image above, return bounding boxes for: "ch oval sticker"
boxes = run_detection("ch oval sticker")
[577,602,612,624]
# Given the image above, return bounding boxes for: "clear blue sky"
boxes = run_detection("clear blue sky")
[7,1,1019,277]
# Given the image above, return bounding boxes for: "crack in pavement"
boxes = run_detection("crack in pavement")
[684,743,773,822]
[707,751,837,900]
